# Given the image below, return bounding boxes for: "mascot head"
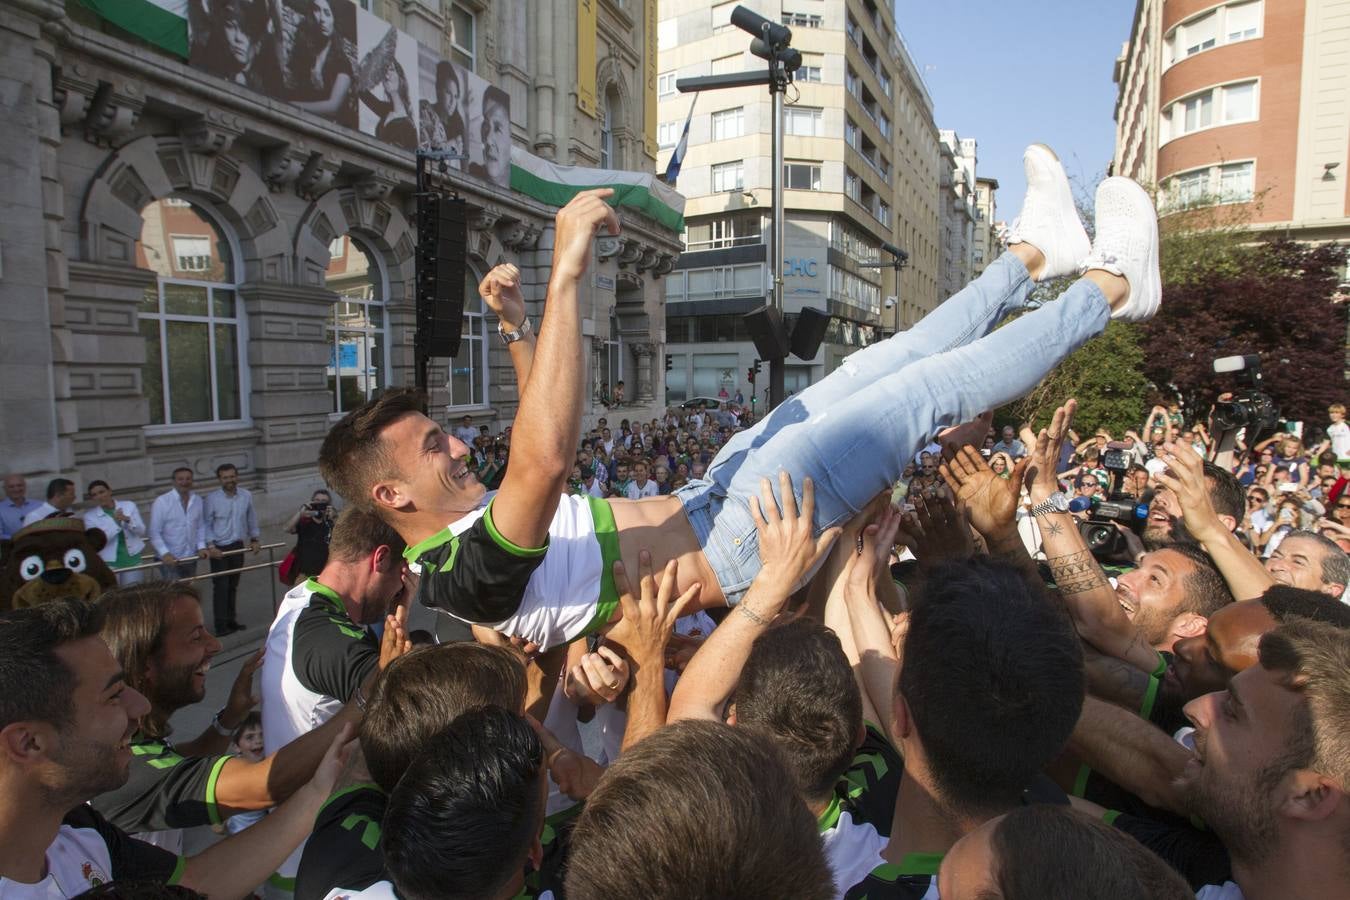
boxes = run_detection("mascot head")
[0,518,117,610]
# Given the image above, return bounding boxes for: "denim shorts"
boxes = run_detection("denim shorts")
[674,479,763,605]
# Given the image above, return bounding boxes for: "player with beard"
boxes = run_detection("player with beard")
[1148,441,1350,603]
[88,582,379,851]
[1173,619,1350,899]
[0,597,352,897]
[1023,403,1231,665]
[1142,454,1244,549]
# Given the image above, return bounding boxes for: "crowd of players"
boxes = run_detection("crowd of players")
[2,148,1349,900]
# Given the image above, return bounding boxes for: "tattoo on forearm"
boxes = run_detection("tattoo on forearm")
[1047,549,1110,596]
[1046,521,1064,536]
[737,604,769,626]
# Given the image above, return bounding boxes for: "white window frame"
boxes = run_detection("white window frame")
[1162,159,1257,211]
[599,101,613,168]
[658,71,677,97]
[783,161,822,191]
[844,169,861,202]
[447,2,476,71]
[140,197,249,431]
[784,106,822,137]
[798,54,824,82]
[711,107,745,141]
[327,236,390,416]
[1161,79,1259,143]
[657,120,682,149]
[1164,1,1263,68]
[711,160,744,193]
[657,18,677,51]
[447,267,490,410]
[781,11,823,28]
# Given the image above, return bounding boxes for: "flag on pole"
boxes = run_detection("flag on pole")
[663,94,698,186]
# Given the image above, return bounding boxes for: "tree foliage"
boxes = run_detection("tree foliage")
[1140,238,1348,425]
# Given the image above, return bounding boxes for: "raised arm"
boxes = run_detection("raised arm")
[667,473,840,723]
[178,725,354,897]
[1152,441,1273,601]
[479,263,536,392]
[610,554,699,751]
[490,190,619,549]
[1028,401,1161,673]
[940,446,1039,583]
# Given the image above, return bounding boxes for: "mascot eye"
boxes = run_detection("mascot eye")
[19,555,43,581]
[64,549,88,573]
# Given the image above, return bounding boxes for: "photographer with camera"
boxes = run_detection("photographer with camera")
[284,489,337,587]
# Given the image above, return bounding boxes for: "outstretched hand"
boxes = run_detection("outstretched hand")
[1152,440,1225,538]
[895,492,975,566]
[844,503,903,598]
[608,553,700,670]
[223,650,264,724]
[1026,399,1077,500]
[751,471,842,596]
[941,446,1029,541]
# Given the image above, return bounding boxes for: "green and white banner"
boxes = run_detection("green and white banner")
[511,146,686,232]
[76,0,190,58]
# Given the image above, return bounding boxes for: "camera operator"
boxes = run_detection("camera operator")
[284,490,337,587]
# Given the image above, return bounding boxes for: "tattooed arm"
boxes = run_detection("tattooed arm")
[1027,401,1163,674]
[1082,645,1155,711]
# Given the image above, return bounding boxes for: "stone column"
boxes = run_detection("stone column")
[630,341,655,403]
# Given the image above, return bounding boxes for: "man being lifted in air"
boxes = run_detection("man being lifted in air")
[320,146,1163,648]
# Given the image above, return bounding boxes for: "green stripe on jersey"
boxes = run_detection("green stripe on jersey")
[581,497,622,635]
[204,755,230,826]
[484,499,549,557]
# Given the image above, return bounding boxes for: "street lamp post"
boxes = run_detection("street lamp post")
[676,6,800,409]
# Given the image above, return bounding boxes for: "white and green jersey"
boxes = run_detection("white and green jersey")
[820,804,887,900]
[404,492,623,650]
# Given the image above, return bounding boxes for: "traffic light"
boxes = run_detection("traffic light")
[747,366,756,385]
[665,354,673,373]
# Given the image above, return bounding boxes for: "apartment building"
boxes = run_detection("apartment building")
[656,0,941,403]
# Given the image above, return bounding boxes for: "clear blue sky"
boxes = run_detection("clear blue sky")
[893,0,1137,221]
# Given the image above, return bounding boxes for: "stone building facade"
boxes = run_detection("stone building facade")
[1,0,680,526]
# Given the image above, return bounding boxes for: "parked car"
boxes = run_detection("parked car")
[680,397,725,410]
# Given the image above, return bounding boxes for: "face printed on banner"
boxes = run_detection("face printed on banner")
[312,0,335,39]
[481,92,511,184]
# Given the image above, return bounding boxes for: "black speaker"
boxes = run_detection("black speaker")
[742,305,791,361]
[790,307,831,360]
[416,194,468,358]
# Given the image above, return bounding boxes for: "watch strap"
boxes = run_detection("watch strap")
[1030,493,1069,517]
[498,316,532,345]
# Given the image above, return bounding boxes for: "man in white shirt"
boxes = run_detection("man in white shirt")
[149,467,207,581]
[82,481,148,586]
[1327,403,1349,458]
[21,478,77,527]
[452,415,479,447]
[625,461,660,500]
[580,465,605,499]
[202,464,260,634]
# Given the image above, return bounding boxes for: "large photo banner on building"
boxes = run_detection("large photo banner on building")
[186,0,509,185]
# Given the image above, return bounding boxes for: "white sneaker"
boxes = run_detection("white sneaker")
[1081,177,1161,322]
[1005,144,1090,281]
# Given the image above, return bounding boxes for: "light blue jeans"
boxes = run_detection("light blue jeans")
[676,251,1111,603]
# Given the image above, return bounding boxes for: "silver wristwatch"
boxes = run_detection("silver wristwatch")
[498,316,532,345]
[1029,492,1071,517]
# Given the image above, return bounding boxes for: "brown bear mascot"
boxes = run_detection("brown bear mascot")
[0,517,119,610]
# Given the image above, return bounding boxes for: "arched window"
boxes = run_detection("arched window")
[325,236,388,413]
[137,196,246,426]
[448,268,488,408]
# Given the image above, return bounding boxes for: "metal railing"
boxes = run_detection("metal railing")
[112,541,287,612]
